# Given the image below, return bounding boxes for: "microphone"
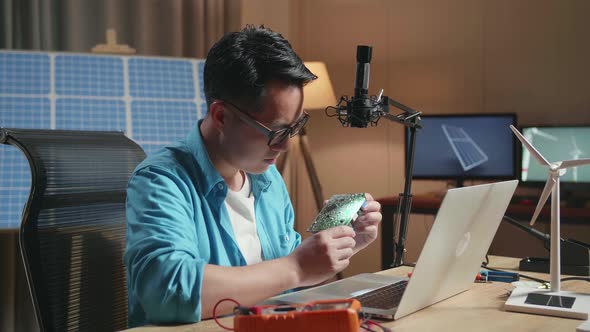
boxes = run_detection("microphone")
[330,45,385,128]
[350,46,373,128]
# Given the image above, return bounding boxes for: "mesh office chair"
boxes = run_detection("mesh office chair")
[0,128,146,332]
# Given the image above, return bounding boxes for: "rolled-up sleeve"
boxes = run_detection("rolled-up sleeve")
[124,166,206,324]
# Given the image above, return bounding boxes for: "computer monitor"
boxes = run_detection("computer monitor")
[406,113,517,187]
[520,125,590,184]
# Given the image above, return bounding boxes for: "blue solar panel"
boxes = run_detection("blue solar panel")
[0,97,51,128]
[129,58,195,99]
[197,61,206,100]
[140,143,168,156]
[200,102,208,115]
[131,100,198,142]
[0,52,50,95]
[0,51,206,228]
[55,55,124,97]
[0,146,31,228]
[56,98,126,131]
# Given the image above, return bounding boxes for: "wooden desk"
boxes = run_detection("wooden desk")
[378,195,590,269]
[122,256,590,332]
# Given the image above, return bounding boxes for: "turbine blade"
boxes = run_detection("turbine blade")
[558,158,590,169]
[510,125,551,167]
[572,136,579,150]
[530,176,555,226]
[535,129,558,141]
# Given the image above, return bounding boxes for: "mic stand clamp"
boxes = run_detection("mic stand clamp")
[380,95,422,268]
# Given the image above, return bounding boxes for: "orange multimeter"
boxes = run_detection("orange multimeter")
[233,299,363,332]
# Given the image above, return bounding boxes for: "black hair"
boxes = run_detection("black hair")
[204,25,317,112]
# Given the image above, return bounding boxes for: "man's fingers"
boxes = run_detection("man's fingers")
[361,200,380,213]
[336,247,354,261]
[357,211,382,224]
[326,225,356,238]
[334,258,351,271]
[333,236,356,249]
[355,224,378,235]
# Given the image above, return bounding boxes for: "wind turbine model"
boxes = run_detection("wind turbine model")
[505,125,590,319]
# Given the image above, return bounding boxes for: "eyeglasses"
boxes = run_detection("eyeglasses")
[222,100,309,147]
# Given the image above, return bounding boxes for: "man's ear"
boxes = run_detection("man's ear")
[209,101,226,131]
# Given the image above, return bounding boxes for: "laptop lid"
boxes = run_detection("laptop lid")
[394,179,518,319]
[265,180,518,319]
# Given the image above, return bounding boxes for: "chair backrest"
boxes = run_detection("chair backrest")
[0,128,146,332]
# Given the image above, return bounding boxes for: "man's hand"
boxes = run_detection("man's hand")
[351,193,381,254]
[288,226,356,287]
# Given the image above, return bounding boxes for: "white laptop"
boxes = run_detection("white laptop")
[267,180,519,320]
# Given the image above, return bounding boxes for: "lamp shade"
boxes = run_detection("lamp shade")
[303,62,337,110]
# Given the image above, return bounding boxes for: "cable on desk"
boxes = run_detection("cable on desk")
[502,215,550,242]
[489,215,590,284]
[213,298,240,331]
[361,313,393,332]
[561,277,590,282]
[361,325,380,332]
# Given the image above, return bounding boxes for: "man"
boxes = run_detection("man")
[124,26,382,327]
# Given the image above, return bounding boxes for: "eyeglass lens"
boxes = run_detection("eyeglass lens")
[268,115,309,146]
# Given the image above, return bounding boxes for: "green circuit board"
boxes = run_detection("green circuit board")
[307,193,366,233]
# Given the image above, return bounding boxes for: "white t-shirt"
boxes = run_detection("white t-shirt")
[224,173,263,265]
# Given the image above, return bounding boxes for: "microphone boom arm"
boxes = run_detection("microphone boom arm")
[381,96,422,129]
[380,95,422,267]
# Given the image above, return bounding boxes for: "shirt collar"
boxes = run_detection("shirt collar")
[186,120,272,198]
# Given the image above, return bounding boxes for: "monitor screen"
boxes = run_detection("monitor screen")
[406,113,517,183]
[520,126,590,184]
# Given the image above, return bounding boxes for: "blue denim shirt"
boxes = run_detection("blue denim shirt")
[124,121,301,326]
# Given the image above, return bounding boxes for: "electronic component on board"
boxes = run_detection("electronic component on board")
[307,193,366,233]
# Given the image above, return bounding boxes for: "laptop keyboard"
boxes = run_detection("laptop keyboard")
[353,280,408,309]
